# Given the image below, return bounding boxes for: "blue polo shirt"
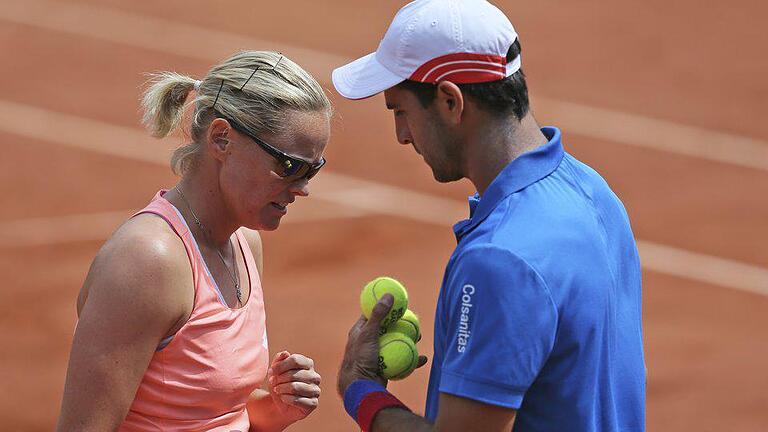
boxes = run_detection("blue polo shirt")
[424,127,645,431]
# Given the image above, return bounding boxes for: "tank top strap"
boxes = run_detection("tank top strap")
[130,190,217,306]
[233,229,265,309]
[132,190,190,237]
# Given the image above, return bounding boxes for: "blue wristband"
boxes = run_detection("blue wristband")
[343,379,387,420]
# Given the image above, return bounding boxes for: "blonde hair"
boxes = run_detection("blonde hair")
[141,51,332,175]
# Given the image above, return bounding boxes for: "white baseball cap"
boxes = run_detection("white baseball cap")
[332,0,520,100]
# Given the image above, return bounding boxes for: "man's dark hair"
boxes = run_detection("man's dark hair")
[397,39,529,120]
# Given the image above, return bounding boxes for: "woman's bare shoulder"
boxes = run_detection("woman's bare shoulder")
[77,213,192,319]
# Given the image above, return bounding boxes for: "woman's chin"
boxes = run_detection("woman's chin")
[241,219,278,232]
[259,219,282,231]
[247,213,283,231]
[241,205,287,231]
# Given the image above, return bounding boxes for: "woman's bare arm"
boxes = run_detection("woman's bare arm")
[57,216,192,431]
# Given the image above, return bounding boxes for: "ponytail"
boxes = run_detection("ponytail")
[141,71,197,138]
[141,72,202,174]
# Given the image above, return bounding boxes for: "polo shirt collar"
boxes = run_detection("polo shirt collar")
[453,126,565,240]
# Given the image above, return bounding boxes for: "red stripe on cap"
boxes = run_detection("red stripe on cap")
[432,68,506,84]
[410,53,506,83]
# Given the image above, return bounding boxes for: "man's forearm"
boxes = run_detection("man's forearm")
[372,407,434,432]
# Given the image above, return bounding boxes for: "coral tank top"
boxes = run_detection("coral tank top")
[119,191,269,431]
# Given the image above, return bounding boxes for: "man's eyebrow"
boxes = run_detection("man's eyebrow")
[385,103,399,110]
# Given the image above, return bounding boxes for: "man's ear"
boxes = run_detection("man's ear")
[435,81,464,126]
[207,118,231,162]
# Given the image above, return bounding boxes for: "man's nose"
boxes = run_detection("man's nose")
[395,119,412,145]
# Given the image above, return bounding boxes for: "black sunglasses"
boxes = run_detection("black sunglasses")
[220,115,326,180]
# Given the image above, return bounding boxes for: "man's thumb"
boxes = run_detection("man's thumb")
[367,293,394,329]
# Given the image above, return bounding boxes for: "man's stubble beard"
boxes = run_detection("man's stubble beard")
[428,115,464,183]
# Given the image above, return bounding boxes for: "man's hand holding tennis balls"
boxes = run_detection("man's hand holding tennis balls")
[337,294,428,396]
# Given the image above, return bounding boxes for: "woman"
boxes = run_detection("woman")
[57,51,331,431]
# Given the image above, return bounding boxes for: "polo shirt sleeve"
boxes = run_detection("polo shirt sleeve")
[438,245,558,409]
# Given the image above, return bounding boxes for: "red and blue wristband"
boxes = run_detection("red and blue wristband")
[344,379,410,431]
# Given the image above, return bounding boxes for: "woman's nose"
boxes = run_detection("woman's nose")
[289,178,310,197]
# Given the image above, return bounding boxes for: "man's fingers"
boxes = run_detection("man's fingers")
[416,355,429,369]
[347,316,367,339]
[364,294,394,332]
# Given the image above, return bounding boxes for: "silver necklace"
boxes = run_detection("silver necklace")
[176,187,242,304]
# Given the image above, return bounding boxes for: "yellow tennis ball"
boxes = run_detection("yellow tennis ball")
[387,309,421,342]
[360,276,408,329]
[378,332,419,380]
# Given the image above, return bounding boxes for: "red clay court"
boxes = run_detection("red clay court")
[0,1,766,430]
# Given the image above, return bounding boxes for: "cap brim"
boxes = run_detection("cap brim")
[332,53,405,100]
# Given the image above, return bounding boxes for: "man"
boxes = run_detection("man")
[332,1,646,431]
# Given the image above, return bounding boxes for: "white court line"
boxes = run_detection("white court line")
[0,97,466,224]
[0,210,133,248]
[534,98,768,172]
[0,0,346,89]
[636,241,768,297]
[0,100,765,296]
[0,98,468,225]
[1,0,767,171]
[3,208,766,297]
[0,99,175,165]
[0,204,370,248]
